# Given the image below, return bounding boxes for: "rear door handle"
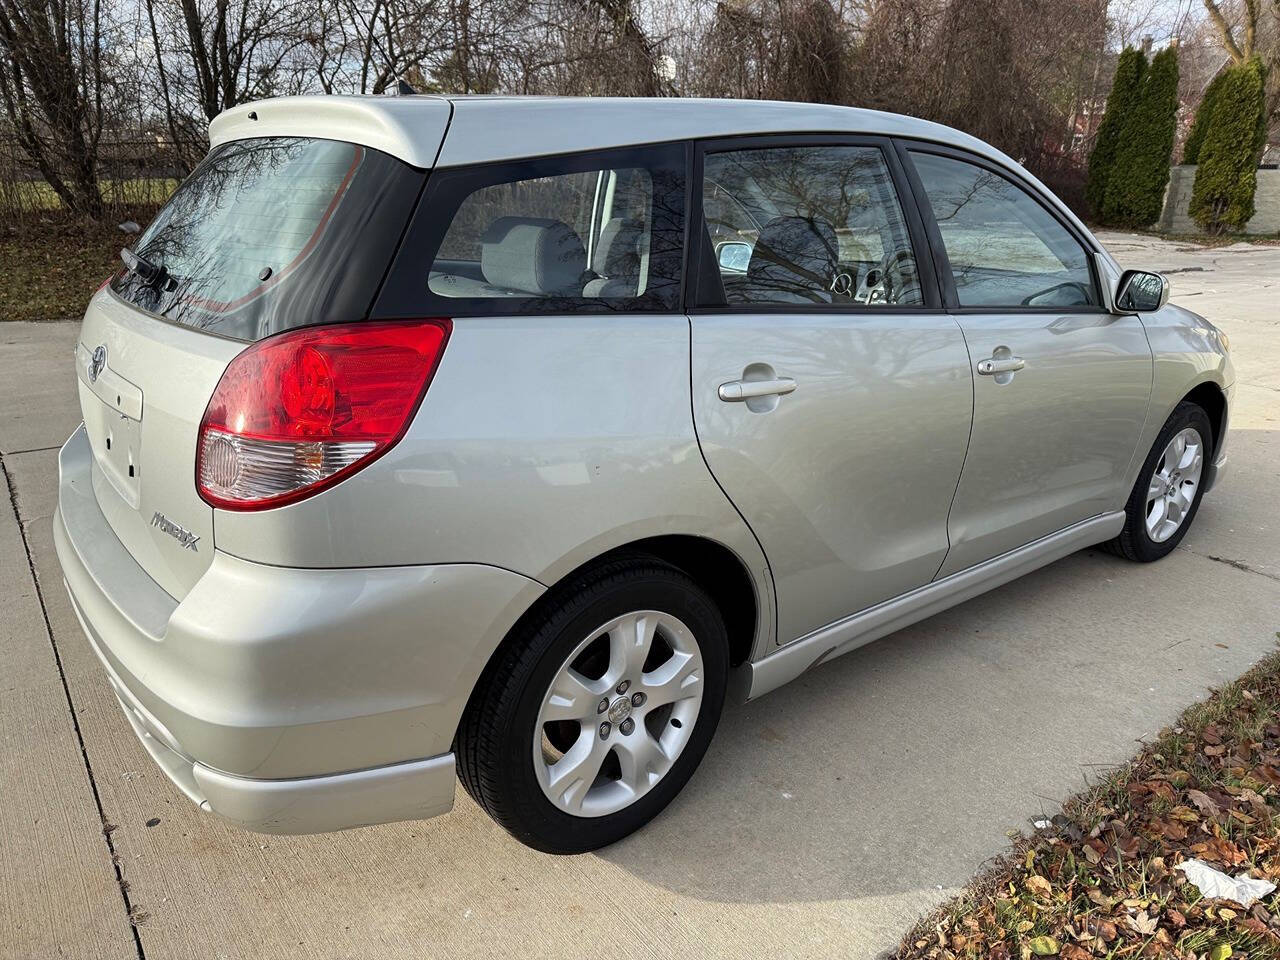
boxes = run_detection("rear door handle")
[976,356,1025,376]
[718,377,797,402]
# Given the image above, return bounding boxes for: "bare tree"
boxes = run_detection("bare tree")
[0,0,107,215]
[1200,0,1280,120]
[143,0,315,169]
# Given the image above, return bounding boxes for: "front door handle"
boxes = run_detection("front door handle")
[718,377,797,402]
[976,356,1025,376]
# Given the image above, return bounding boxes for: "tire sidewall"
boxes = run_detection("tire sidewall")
[1126,403,1213,561]
[496,569,729,852]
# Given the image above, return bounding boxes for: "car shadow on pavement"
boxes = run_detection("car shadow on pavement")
[596,475,1279,902]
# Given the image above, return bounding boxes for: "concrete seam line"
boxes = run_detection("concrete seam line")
[1,444,63,456]
[1197,551,1280,584]
[0,451,148,960]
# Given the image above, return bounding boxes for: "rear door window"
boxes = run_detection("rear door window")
[377,143,686,316]
[111,137,423,341]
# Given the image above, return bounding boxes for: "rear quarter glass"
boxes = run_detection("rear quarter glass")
[111,137,425,341]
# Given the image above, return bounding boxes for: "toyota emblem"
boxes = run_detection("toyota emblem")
[89,344,107,383]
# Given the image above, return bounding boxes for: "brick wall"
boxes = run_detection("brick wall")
[1159,164,1280,234]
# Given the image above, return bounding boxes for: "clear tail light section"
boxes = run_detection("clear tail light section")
[197,319,451,510]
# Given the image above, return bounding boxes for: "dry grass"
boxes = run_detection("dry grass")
[0,214,160,322]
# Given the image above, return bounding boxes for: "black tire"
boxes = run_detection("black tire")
[1103,401,1213,562]
[456,557,729,854]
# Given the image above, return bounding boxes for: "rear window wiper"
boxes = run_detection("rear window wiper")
[120,248,177,292]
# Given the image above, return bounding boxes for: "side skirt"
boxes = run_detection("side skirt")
[738,511,1125,701]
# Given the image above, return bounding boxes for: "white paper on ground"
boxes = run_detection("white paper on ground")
[1177,858,1277,907]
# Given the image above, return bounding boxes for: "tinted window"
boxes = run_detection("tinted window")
[386,143,685,315]
[909,151,1097,308]
[700,144,922,307]
[110,137,423,341]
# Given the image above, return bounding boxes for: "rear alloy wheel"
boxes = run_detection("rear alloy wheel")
[1104,401,1213,562]
[456,558,728,853]
[533,610,704,818]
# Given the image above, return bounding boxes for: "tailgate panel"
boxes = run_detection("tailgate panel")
[77,290,244,600]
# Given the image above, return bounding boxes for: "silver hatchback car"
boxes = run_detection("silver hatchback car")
[54,95,1232,853]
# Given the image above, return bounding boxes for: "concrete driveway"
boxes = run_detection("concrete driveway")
[2,232,1277,960]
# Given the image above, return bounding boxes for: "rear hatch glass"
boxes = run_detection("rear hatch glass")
[83,136,423,600]
[111,137,423,341]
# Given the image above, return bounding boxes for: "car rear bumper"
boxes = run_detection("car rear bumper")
[53,424,543,833]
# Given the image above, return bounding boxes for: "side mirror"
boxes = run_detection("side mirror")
[1115,270,1169,312]
[716,241,752,274]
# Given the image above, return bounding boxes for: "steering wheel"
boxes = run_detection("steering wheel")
[855,248,916,305]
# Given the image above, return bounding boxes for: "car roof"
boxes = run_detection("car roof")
[208,94,1103,260]
[211,94,1008,171]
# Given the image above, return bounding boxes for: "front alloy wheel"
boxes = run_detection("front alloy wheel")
[1105,400,1213,562]
[1144,427,1204,543]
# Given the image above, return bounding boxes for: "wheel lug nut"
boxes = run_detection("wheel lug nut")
[619,718,635,736]
[599,722,611,739]
[597,697,609,714]
[631,692,646,707]
[616,680,630,695]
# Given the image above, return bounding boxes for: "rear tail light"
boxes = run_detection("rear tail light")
[197,319,451,510]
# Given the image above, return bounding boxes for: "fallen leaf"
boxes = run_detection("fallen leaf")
[1208,945,1232,960]
[1187,789,1221,816]
[1168,805,1200,823]
[1128,911,1157,935]
[1027,935,1059,956]
[1025,875,1052,899]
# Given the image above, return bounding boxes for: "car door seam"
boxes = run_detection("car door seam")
[931,310,977,582]
[683,313,779,656]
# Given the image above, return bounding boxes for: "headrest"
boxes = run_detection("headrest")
[481,217,587,296]
[591,217,644,279]
[745,216,839,303]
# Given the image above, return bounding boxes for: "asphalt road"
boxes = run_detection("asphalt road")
[1,232,1277,960]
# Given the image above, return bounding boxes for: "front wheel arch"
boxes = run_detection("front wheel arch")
[1181,381,1227,457]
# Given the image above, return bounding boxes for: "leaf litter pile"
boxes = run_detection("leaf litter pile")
[897,645,1280,960]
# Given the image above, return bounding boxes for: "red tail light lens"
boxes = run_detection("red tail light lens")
[197,319,451,510]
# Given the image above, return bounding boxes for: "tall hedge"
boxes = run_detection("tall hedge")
[1104,45,1180,227]
[1183,69,1228,164]
[1190,58,1269,234]
[1086,46,1147,220]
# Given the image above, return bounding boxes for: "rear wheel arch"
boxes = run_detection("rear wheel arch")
[457,537,759,744]
[512,535,759,670]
